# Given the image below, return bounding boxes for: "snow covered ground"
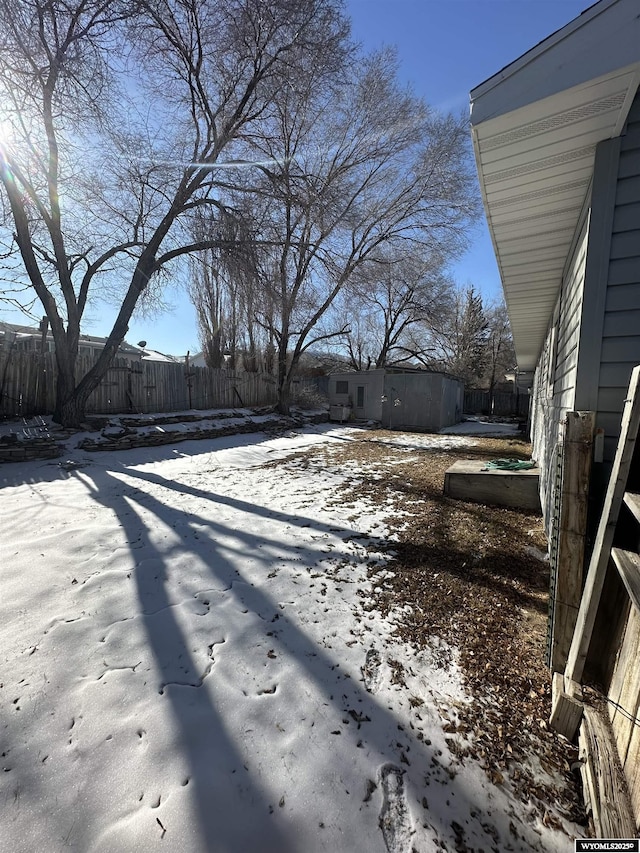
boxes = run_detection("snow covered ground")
[440,418,523,437]
[0,424,575,852]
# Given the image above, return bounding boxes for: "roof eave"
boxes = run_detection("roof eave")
[470,0,640,372]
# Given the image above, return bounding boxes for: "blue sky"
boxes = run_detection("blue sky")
[3,0,590,356]
[345,0,590,303]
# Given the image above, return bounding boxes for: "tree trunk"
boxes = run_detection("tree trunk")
[55,388,93,429]
[52,356,78,426]
[275,332,291,415]
[52,350,102,427]
[52,339,115,427]
[276,375,292,415]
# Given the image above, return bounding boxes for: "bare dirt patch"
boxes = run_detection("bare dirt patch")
[309,428,587,834]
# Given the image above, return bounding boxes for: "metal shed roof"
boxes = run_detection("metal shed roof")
[470,0,640,372]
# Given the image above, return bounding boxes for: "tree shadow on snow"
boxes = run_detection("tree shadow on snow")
[72,460,517,853]
[77,470,295,853]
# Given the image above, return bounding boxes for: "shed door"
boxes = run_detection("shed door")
[356,385,365,410]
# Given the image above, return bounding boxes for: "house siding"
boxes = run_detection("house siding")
[596,87,640,466]
[470,7,640,828]
[531,213,589,531]
[535,86,640,826]
[589,88,640,813]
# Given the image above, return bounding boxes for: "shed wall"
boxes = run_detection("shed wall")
[329,371,463,430]
[380,373,462,431]
[381,373,438,430]
[329,371,384,421]
[441,379,464,428]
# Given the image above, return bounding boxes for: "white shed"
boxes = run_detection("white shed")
[328,368,463,431]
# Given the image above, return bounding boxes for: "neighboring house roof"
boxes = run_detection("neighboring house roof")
[470,0,640,372]
[80,335,141,356]
[0,320,144,357]
[1,320,46,340]
[140,348,180,363]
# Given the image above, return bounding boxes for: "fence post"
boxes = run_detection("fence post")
[185,352,193,410]
[549,411,594,673]
[37,317,49,414]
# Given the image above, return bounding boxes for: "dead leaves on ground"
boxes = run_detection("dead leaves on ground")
[312,431,586,828]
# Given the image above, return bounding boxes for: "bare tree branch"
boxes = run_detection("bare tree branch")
[0,0,350,424]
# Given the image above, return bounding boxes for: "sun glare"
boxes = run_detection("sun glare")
[0,116,14,153]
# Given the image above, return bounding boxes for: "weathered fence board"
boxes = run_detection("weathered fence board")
[464,388,530,418]
[0,350,278,418]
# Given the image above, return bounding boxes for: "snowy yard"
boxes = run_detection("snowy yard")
[1,424,581,852]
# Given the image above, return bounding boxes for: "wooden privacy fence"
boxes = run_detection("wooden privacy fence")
[463,388,530,418]
[0,350,278,418]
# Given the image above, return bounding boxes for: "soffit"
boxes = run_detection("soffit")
[470,0,640,373]
[471,66,640,372]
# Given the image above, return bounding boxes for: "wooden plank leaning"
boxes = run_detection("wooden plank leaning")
[578,703,637,839]
[565,364,640,688]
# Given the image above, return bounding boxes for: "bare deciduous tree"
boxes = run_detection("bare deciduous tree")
[188,208,273,371]
[339,247,454,369]
[0,0,347,425]
[484,299,516,405]
[212,49,478,413]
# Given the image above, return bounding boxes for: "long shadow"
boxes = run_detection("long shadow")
[76,461,512,852]
[346,467,549,612]
[111,465,366,534]
[0,429,283,490]
[118,464,550,650]
[79,472,295,853]
[2,427,565,850]
[386,538,550,616]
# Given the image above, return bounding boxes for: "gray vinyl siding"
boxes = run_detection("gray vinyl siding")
[599,96,640,824]
[531,213,589,531]
[596,87,640,466]
[520,87,640,530]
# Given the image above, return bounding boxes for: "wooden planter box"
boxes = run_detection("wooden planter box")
[444,459,541,511]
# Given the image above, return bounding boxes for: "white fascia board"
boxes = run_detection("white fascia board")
[470,0,640,126]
